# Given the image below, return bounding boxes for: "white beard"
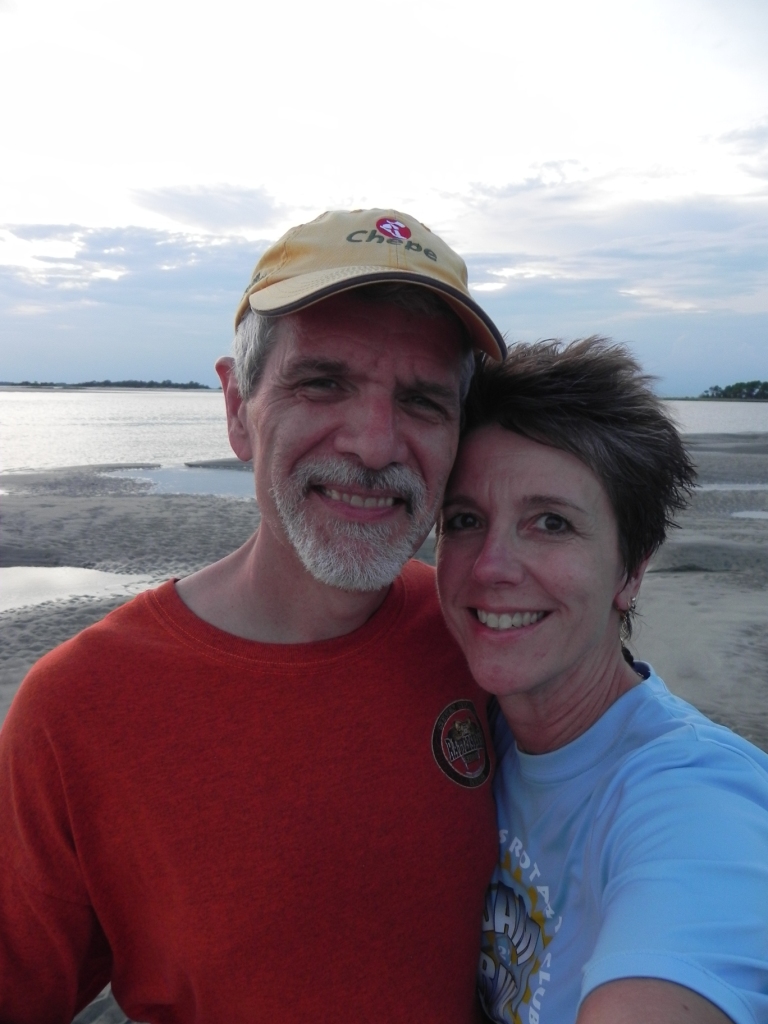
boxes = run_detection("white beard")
[272,457,436,591]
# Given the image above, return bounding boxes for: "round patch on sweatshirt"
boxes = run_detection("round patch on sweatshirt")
[432,700,490,788]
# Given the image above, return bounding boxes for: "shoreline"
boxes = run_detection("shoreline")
[2,435,767,748]
[2,384,765,401]
[663,398,768,403]
[0,383,218,392]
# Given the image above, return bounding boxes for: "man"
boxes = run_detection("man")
[0,210,505,1022]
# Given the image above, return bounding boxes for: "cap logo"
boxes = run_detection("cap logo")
[432,700,490,788]
[376,217,412,240]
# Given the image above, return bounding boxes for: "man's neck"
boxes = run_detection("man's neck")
[175,526,391,644]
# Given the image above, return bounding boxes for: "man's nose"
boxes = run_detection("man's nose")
[333,394,408,470]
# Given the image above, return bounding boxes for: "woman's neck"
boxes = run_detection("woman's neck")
[498,647,643,755]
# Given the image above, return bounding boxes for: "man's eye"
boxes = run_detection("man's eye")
[403,393,446,416]
[535,513,570,533]
[301,378,341,392]
[443,512,481,532]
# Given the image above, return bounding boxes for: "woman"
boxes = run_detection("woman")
[436,339,768,1024]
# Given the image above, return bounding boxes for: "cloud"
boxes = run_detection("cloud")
[467,274,768,398]
[722,120,768,155]
[719,119,768,182]
[1,223,267,297]
[450,178,768,394]
[452,179,768,317]
[0,226,269,385]
[0,202,766,397]
[132,185,287,233]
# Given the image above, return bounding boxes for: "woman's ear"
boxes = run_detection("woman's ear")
[215,357,253,463]
[614,554,651,611]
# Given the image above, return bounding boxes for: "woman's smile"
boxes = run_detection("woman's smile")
[474,608,548,630]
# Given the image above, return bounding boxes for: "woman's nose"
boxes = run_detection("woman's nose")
[471,534,526,588]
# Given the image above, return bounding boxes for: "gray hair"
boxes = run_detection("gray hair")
[232,283,476,401]
[461,337,697,585]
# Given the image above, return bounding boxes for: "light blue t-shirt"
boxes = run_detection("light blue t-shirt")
[481,666,768,1024]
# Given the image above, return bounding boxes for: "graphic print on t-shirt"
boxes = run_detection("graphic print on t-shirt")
[479,834,560,1024]
[431,700,491,788]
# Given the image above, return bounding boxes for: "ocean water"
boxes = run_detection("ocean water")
[665,400,768,435]
[104,465,255,498]
[2,389,768,476]
[0,388,232,473]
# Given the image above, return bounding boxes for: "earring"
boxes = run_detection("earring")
[620,596,637,644]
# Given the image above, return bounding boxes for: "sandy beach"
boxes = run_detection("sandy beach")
[2,434,767,1024]
[2,434,767,749]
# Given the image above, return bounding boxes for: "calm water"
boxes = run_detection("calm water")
[2,389,768,474]
[1,389,232,473]
[665,400,768,435]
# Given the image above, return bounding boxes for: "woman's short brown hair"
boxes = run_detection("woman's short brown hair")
[464,337,697,578]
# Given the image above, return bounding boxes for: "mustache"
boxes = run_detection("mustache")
[291,458,427,516]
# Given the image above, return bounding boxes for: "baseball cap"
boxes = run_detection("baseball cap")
[234,209,505,360]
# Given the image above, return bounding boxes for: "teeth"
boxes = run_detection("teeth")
[322,488,394,509]
[477,610,545,631]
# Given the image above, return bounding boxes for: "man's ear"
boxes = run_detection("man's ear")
[216,357,253,463]
[614,554,651,612]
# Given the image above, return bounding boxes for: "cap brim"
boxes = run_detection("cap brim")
[247,266,506,361]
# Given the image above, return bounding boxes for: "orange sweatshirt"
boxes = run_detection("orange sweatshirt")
[0,560,496,1023]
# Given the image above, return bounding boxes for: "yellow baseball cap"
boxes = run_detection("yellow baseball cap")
[234,209,505,360]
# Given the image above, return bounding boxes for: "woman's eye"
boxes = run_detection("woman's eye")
[536,513,570,533]
[444,512,480,531]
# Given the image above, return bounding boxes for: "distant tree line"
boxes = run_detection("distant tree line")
[4,379,212,390]
[701,380,768,400]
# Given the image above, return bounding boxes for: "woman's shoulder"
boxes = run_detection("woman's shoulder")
[592,667,768,857]
[492,665,768,827]
[617,664,768,779]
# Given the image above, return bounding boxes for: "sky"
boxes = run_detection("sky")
[1,0,766,395]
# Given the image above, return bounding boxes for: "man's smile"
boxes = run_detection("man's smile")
[316,485,398,509]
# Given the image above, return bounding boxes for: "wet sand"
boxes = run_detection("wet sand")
[632,434,768,750]
[0,466,260,723]
[2,434,767,749]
